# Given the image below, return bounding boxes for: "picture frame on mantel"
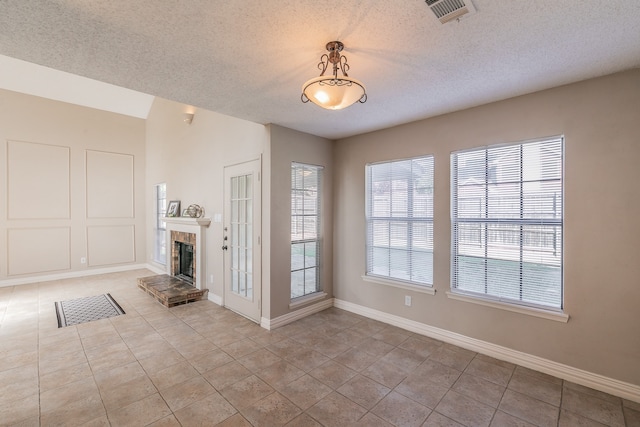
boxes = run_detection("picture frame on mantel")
[166,200,181,217]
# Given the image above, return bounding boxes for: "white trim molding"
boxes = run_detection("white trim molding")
[446,291,569,323]
[289,292,328,309]
[145,263,166,275]
[208,292,223,306]
[0,263,153,288]
[334,298,640,403]
[262,297,334,330]
[362,275,436,296]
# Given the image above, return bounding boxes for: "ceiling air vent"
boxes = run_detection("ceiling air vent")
[425,0,476,24]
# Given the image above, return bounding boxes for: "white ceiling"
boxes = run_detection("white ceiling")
[0,1,639,140]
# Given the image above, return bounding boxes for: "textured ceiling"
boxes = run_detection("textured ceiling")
[0,1,639,139]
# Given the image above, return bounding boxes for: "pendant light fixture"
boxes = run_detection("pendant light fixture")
[301,41,367,110]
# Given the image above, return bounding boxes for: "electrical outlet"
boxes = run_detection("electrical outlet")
[210,274,214,284]
[404,295,412,306]
[80,257,87,264]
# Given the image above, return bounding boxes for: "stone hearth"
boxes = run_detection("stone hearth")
[138,274,207,308]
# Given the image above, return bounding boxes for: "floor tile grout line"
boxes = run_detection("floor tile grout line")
[1,271,633,426]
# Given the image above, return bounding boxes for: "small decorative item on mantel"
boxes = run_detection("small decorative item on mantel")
[166,200,181,217]
[183,204,205,218]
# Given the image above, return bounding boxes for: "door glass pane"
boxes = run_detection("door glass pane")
[232,247,239,269]
[232,200,238,223]
[238,175,246,198]
[246,175,252,198]
[232,270,239,293]
[232,177,238,198]
[239,223,246,249]
[246,273,253,295]
[239,271,245,295]
[240,199,246,223]
[246,249,253,273]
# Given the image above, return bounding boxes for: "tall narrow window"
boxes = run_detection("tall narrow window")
[291,163,322,299]
[154,183,167,264]
[451,136,563,309]
[365,155,434,286]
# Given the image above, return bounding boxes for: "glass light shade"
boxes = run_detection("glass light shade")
[302,76,366,110]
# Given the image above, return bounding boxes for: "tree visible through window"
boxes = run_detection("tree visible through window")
[365,155,434,286]
[291,163,322,299]
[154,183,167,264]
[451,137,563,309]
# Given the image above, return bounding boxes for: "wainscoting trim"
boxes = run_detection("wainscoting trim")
[333,298,640,403]
[0,263,152,288]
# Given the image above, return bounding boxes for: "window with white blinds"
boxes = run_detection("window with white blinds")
[366,155,434,286]
[291,163,323,299]
[451,137,563,309]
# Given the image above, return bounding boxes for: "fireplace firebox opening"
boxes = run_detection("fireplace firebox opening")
[175,241,194,283]
[170,230,197,286]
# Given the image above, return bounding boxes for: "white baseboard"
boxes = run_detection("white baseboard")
[208,292,223,306]
[0,263,154,288]
[261,297,334,330]
[334,298,640,404]
[144,263,166,275]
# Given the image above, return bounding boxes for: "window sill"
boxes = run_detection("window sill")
[362,275,436,295]
[290,292,328,309]
[445,291,569,323]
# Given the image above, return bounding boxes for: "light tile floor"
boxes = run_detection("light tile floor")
[1,269,639,426]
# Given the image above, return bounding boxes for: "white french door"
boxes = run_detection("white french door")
[223,159,261,322]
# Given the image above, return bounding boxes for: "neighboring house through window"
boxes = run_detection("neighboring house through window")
[365,155,434,286]
[291,163,322,299]
[450,136,564,309]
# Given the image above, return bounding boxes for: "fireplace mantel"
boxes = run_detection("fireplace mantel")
[165,217,210,291]
[164,217,211,227]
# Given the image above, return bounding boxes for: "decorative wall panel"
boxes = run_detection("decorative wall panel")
[87,225,135,266]
[7,140,70,219]
[86,150,134,218]
[7,227,71,275]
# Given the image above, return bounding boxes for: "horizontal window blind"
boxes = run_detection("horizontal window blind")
[366,155,434,286]
[451,137,563,309]
[291,163,323,299]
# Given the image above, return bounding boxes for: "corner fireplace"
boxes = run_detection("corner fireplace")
[164,217,210,292]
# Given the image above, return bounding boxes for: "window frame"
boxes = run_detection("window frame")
[450,136,564,312]
[290,162,323,301]
[365,154,435,288]
[154,183,167,265]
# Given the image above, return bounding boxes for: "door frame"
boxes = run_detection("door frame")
[222,157,262,323]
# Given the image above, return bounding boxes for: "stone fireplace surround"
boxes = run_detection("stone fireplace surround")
[164,217,211,291]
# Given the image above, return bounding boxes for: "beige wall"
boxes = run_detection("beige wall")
[333,70,640,386]
[0,89,146,282]
[268,125,334,318]
[145,97,269,305]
